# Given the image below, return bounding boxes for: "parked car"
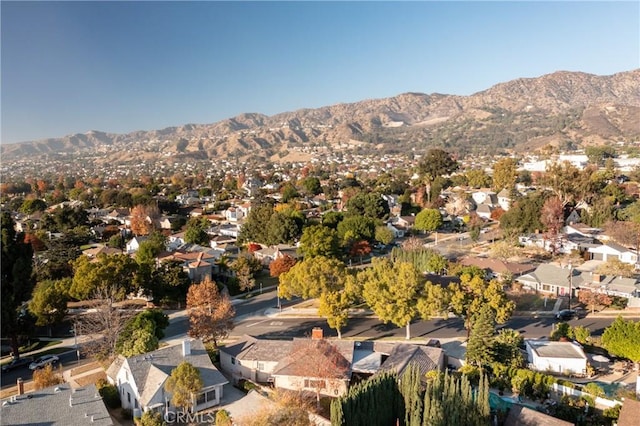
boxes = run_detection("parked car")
[555,309,577,321]
[1,356,34,372]
[29,355,59,370]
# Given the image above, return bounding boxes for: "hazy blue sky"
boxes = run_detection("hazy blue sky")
[2,1,639,144]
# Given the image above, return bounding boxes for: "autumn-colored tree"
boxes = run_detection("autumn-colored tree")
[186,277,235,347]
[247,243,262,253]
[165,361,203,413]
[24,233,47,252]
[595,258,636,278]
[33,364,64,390]
[578,290,612,314]
[492,158,518,191]
[349,240,371,262]
[130,204,160,236]
[269,254,298,278]
[540,196,564,255]
[289,338,350,406]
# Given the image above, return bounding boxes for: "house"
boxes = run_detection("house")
[126,236,148,254]
[219,332,445,398]
[504,404,573,426]
[219,335,294,384]
[106,339,228,417]
[496,189,512,211]
[475,204,493,220]
[224,207,245,222]
[471,190,498,207]
[588,242,638,266]
[0,383,113,426]
[253,244,300,266]
[378,343,445,380]
[516,264,576,297]
[617,398,640,426]
[577,273,640,300]
[83,245,123,258]
[386,223,405,238]
[459,257,536,280]
[525,340,588,375]
[106,208,130,225]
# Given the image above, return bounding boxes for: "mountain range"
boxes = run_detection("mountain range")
[3,69,639,163]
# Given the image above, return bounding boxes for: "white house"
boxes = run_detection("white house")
[219,335,294,384]
[106,339,228,417]
[525,340,588,375]
[126,236,148,254]
[588,242,638,266]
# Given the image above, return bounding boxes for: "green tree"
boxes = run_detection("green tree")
[550,322,574,341]
[601,316,640,364]
[231,254,262,292]
[414,208,443,232]
[322,211,344,229]
[318,287,352,339]
[466,305,496,367]
[375,226,394,245]
[266,211,301,245]
[184,217,210,245]
[360,258,421,340]
[28,278,70,330]
[69,254,138,300]
[492,328,525,368]
[466,169,492,189]
[336,215,376,244]
[418,149,459,181]
[117,327,158,357]
[279,256,348,299]
[165,361,204,413]
[301,176,322,196]
[238,203,274,244]
[492,158,518,191]
[20,198,48,214]
[137,410,166,426]
[345,192,390,220]
[299,224,341,259]
[1,212,35,357]
[572,325,591,344]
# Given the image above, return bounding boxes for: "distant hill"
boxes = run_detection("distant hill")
[3,69,639,162]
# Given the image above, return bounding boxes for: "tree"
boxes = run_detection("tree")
[492,158,518,191]
[137,410,166,426]
[33,364,64,390]
[184,217,210,245]
[117,328,158,357]
[186,277,235,347]
[165,361,204,413]
[24,233,46,252]
[265,211,301,245]
[375,226,394,245]
[69,254,138,300]
[466,169,492,189]
[540,196,564,255]
[298,224,341,259]
[231,254,262,292]
[349,240,371,262]
[448,272,515,338]
[269,254,297,277]
[318,289,352,339]
[550,322,574,341]
[279,256,348,299]
[360,258,421,340]
[418,149,459,181]
[578,290,612,314]
[115,309,168,356]
[466,305,496,367]
[1,212,35,357]
[238,203,274,245]
[414,208,443,232]
[572,325,591,344]
[336,215,375,244]
[344,192,390,220]
[601,317,640,364]
[301,176,322,196]
[595,258,635,278]
[28,278,70,331]
[492,328,525,368]
[75,286,136,359]
[130,204,160,236]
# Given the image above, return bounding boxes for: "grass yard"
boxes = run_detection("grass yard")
[75,371,106,387]
[509,292,556,311]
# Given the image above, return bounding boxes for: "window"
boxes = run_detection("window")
[257,362,265,371]
[304,379,326,389]
[206,389,216,403]
[127,392,131,403]
[196,392,206,406]
[542,284,550,292]
[134,399,138,409]
[231,357,236,365]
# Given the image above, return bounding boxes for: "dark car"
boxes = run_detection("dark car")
[1,356,34,372]
[556,309,577,321]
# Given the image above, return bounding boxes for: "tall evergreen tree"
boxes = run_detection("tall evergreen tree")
[1,212,35,356]
[465,304,496,367]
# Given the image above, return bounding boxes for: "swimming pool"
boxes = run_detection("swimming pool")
[589,381,624,398]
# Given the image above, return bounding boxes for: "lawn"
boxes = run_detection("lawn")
[509,292,556,311]
[1,339,63,360]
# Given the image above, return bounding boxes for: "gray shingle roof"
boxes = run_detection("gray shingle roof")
[0,384,113,426]
[220,335,293,362]
[119,339,227,406]
[379,344,443,377]
[504,404,573,426]
[271,338,353,380]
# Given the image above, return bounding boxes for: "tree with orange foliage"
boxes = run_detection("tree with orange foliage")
[186,277,235,347]
[349,240,371,263]
[24,233,46,252]
[247,243,262,253]
[578,290,612,314]
[269,254,297,277]
[129,204,160,236]
[33,364,64,390]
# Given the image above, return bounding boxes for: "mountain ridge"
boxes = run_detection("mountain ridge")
[3,69,639,161]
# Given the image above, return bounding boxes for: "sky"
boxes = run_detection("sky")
[1,1,639,144]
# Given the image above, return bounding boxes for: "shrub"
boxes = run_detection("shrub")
[583,383,605,398]
[215,409,233,426]
[96,378,121,409]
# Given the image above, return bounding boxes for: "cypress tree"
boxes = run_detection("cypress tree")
[331,399,344,426]
[466,305,496,367]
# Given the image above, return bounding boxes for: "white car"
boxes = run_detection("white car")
[28,355,59,370]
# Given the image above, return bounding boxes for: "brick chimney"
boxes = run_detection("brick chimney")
[17,378,24,395]
[311,327,324,340]
[593,273,602,283]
